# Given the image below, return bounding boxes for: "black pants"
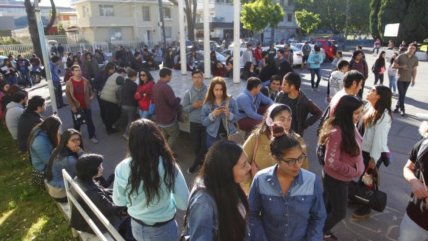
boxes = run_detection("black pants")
[71,108,96,138]
[374,73,384,85]
[323,173,349,233]
[53,81,65,106]
[396,81,411,111]
[99,99,121,131]
[190,122,207,167]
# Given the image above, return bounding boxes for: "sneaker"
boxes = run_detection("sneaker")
[393,108,400,113]
[90,137,99,144]
[400,110,406,116]
[352,206,371,220]
[323,232,338,241]
[122,134,129,140]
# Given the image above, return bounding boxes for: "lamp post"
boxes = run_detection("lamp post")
[233,0,240,84]
[203,0,211,78]
[34,0,58,114]
[158,0,167,51]
[178,0,187,74]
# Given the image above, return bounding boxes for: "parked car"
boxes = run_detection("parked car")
[220,48,245,68]
[274,44,304,66]
[292,43,327,63]
[186,50,227,71]
[311,39,337,61]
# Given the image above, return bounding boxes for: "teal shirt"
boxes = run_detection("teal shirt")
[113,157,189,225]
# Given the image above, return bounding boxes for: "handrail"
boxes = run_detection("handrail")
[62,169,125,241]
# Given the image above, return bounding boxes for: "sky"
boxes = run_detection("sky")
[39,0,72,7]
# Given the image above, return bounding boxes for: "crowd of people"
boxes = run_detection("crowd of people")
[0,39,426,241]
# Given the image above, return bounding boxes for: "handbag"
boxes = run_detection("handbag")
[32,168,46,188]
[148,102,155,115]
[316,143,326,166]
[250,134,260,177]
[72,108,86,125]
[350,167,387,212]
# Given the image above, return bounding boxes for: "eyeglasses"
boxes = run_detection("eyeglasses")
[140,74,146,77]
[70,138,81,143]
[278,154,306,165]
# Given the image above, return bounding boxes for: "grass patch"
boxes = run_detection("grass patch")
[0,126,78,241]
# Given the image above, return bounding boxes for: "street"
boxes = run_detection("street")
[28,48,427,241]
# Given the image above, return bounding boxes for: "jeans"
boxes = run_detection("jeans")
[5,75,17,85]
[310,68,321,88]
[374,73,384,85]
[323,173,349,233]
[206,133,221,149]
[19,70,31,86]
[131,218,178,241]
[396,81,411,111]
[139,110,151,119]
[398,213,428,241]
[71,108,96,138]
[122,105,137,135]
[190,122,206,167]
[388,75,397,93]
[160,121,180,150]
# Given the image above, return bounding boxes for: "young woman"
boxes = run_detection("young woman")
[113,119,189,241]
[373,51,386,85]
[241,61,258,81]
[134,69,155,119]
[185,140,251,241]
[28,116,62,186]
[318,95,365,240]
[46,129,84,202]
[70,154,133,240]
[352,85,392,219]
[349,50,369,97]
[242,104,308,192]
[201,77,239,148]
[248,125,326,241]
[387,53,398,94]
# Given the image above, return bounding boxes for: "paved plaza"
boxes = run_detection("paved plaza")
[28,48,428,241]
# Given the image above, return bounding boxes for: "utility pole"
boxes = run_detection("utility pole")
[158,0,167,51]
[34,0,58,114]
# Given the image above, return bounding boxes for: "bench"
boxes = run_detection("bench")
[57,170,125,241]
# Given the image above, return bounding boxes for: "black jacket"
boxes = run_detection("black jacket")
[70,179,126,234]
[120,78,138,107]
[275,91,322,135]
[17,110,42,151]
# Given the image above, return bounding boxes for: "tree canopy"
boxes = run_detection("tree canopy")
[294,9,320,34]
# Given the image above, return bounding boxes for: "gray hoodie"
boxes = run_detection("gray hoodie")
[5,101,25,140]
[181,84,208,124]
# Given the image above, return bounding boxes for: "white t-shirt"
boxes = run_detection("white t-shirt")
[329,70,345,97]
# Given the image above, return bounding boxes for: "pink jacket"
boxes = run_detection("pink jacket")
[323,126,364,182]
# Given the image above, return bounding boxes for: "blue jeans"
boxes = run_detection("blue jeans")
[206,133,221,149]
[131,218,178,241]
[396,81,411,111]
[310,68,321,88]
[388,75,397,93]
[398,213,428,241]
[139,110,151,119]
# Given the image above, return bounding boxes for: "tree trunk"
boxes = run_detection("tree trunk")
[44,0,56,34]
[270,27,275,44]
[260,32,264,43]
[25,0,42,63]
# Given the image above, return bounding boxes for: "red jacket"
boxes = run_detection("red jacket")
[134,80,154,111]
[254,47,263,61]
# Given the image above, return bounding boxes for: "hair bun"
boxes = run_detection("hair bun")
[271,124,285,138]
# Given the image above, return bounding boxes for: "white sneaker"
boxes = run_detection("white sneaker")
[122,134,129,140]
[90,137,99,144]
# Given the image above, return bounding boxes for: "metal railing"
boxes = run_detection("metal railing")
[62,169,125,241]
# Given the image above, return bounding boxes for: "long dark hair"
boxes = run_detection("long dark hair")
[76,154,103,182]
[198,140,248,241]
[364,85,392,127]
[28,115,62,152]
[270,125,302,159]
[127,119,176,206]
[319,95,363,156]
[46,129,82,181]
[138,69,154,84]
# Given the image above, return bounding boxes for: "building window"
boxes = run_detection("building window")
[287,13,292,22]
[99,5,114,16]
[142,6,150,21]
[109,27,122,41]
[163,7,171,19]
[165,27,172,38]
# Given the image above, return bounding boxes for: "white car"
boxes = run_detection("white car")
[292,43,326,63]
[274,44,304,66]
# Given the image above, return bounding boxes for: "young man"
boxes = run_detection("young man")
[261,75,282,101]
[153,68,181,151]
[275,72,322,136]
[17,95,45,151]
[236,77,273,132]
[119,68,138,140]
[5,90,28,140]
[50,55,66,108]
[393,42,419,116]
[327,60,350,102]
[301,41,311,69]
[65,65,98,143]
[308,45,324,91]
[181,69,208,173]
[16,55,31,87]
[242,43,256,66]
[398,122,428,241]
[329,70,365,117]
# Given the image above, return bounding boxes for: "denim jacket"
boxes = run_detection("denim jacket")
[186,187,218,241]
[47,149,83,188]
[248,165,326,241]
[201,97,239,138]
[30,129,53,172]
